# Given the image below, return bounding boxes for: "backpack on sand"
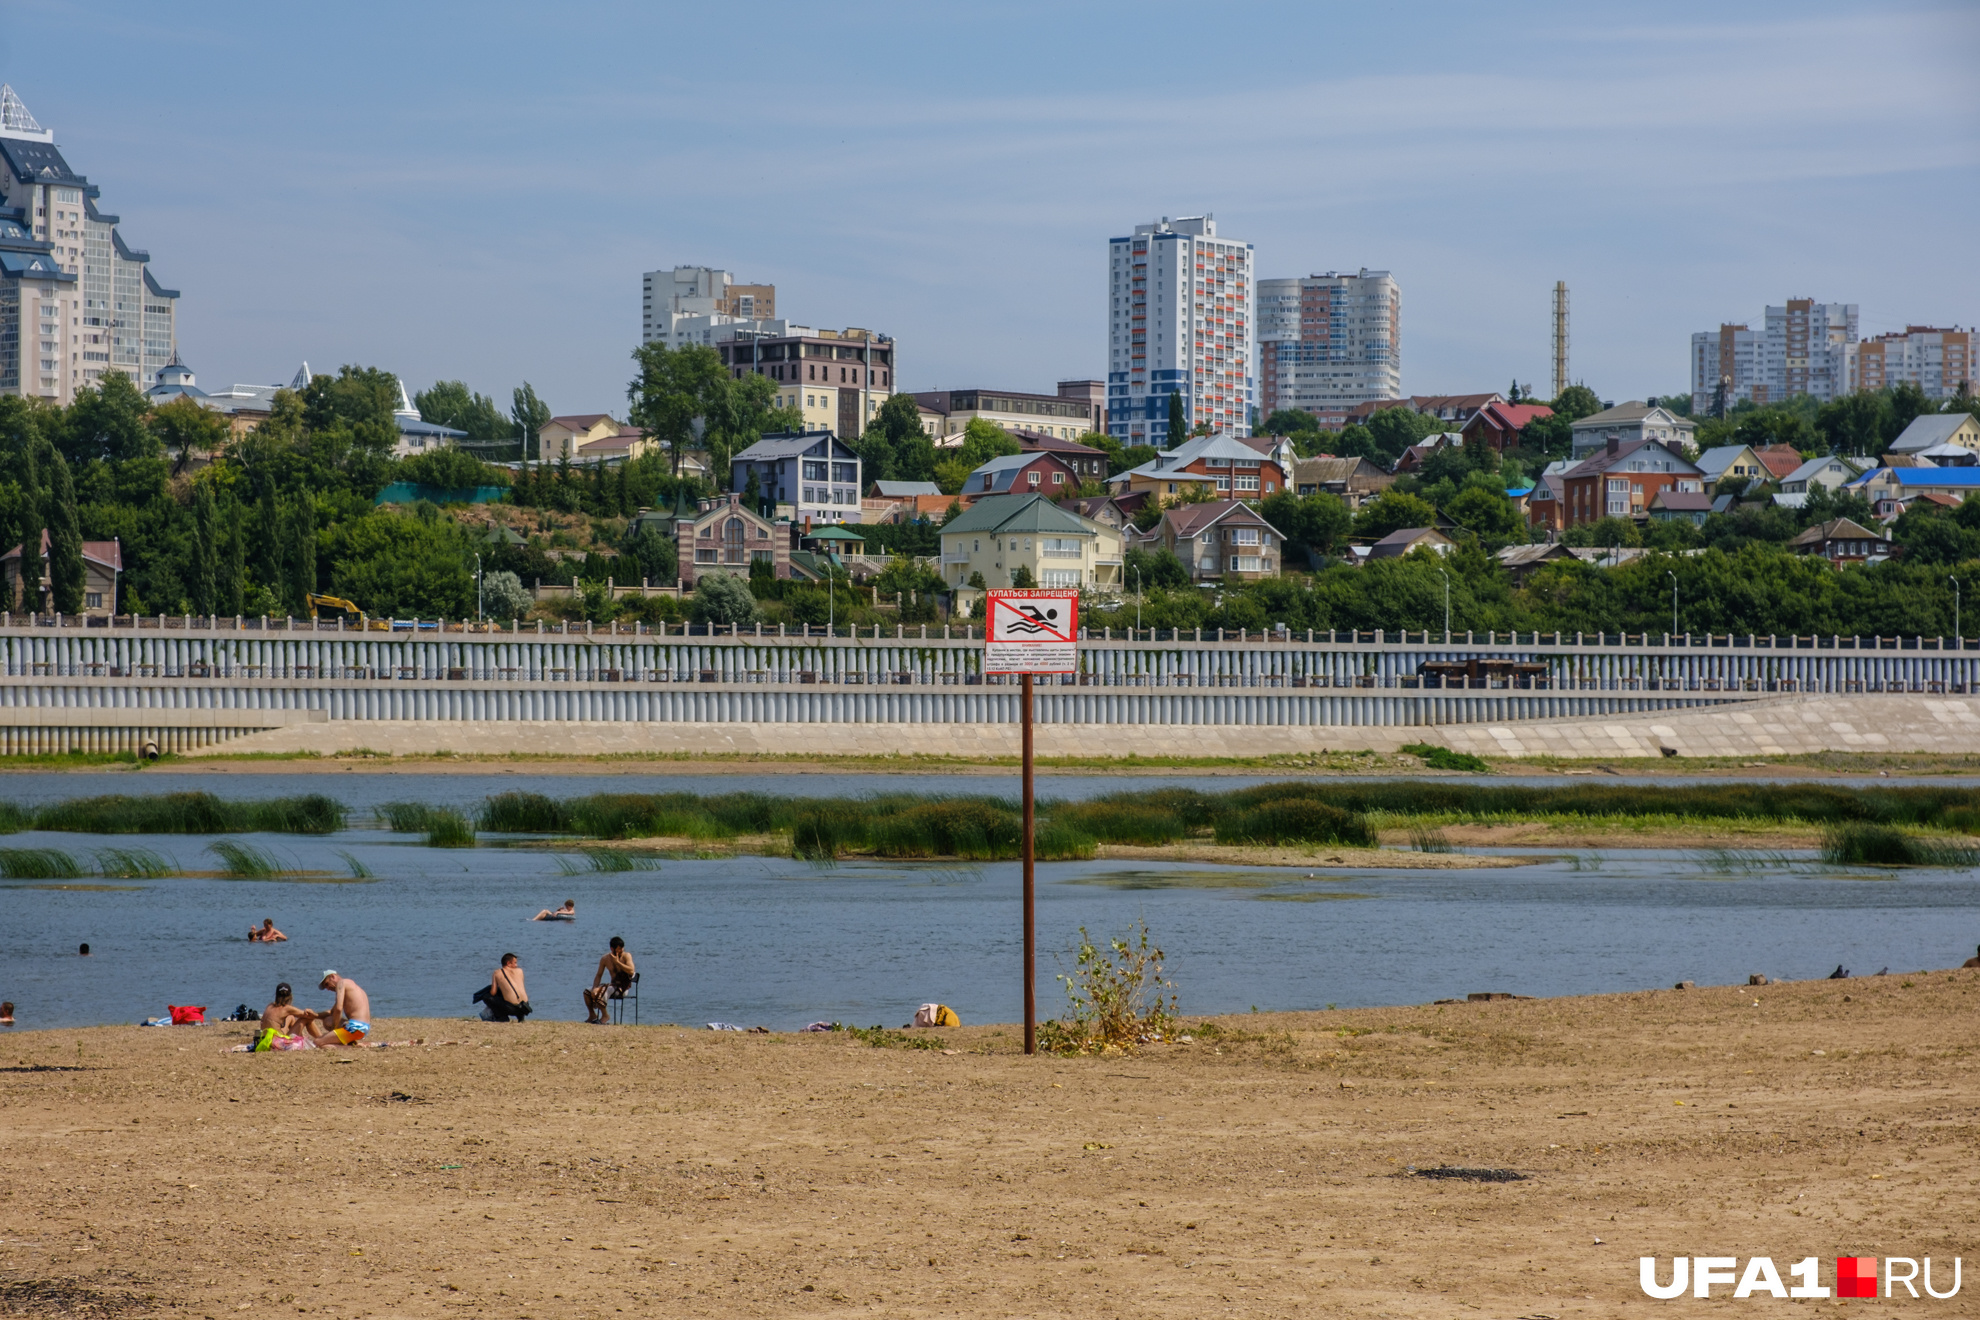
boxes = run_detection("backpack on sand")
[914,1003,961,1028]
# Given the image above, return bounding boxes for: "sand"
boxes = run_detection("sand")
[4,971,1976,1318]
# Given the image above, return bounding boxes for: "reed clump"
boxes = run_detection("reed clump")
[477,792,570,833]
[0,802,30,835]
[207,839,285,879]
[424,810,476,848]
[1820,822,1980,867]
[0,847,88,880]
[1215,798,1375,848]
[379,801,441,832]
[92,847,173,879]
[34,792,344,835]
[556,848,663,874]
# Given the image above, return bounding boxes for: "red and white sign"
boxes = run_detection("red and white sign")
[984,589,1079,674]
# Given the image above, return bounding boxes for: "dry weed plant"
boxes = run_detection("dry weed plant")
[1039,920,1179,1055]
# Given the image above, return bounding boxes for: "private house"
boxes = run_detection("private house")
[960,452,1083,504]
[866,480,942,500]
[1144,500,1284,583]
[1694,445,1769,493]
[1557,439,1704,528]
[1845,465,1980,518]
[1887,412,1980,456]
[1524,460,1574,533]
[674,493,789,586]
[144,357,301,442]
[1569,402,1698,459]
[729,430,862,525]
[1,531,121,614]
[1494,541,1575,583]
[1789,517,1889,567]
[1460,401,1554,454]
[1393,433,1463,473]
[938,494,1123,591]
[1106,433,1287,503]
[1752,444,1805,483]
[1366,527,1455,560]
[1648,489,1715,525]
[1779,455,1862,494]
[1914,442,1979,467]
[1011,431,1108,484]
[1292,455,1394,507]
[1055,495,1136,531]
[539,414,620,462]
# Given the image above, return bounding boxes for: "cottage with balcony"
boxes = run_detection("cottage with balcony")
[939,494,1123,591]
[1143,499,1284,583]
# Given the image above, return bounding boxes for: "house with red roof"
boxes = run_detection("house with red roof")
[1461,401,1554,454]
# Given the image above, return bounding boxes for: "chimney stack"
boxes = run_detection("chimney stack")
[1607,435,1620,457]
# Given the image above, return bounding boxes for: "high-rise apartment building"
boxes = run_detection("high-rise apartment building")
[1853,327,1973,400]
[1256,270,1401,422]
[0,85,177,404]
[1689,299,1857,409]
[641,265,777,349]
[1106,215,1253,446]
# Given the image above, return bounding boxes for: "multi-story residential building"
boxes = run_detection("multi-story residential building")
[640,266,777,349]
[1569,402,1698,458]
[0,85,177,404]
[1106,215,1254,446]
[1853,327,1973,400]
[1105,432,1287,502]
[730,429,862,525]
[1690,299,1858,407]
[913,386,1100,441]
[1556,438,1704,527]
[717,326,893,440]
[938,494,1123,591]
[1140,499,1284,582]
[1256,269,1401,421]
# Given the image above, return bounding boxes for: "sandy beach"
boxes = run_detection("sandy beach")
[3,970,1974,1318]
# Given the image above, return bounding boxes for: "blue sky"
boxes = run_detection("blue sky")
[4,1,1975,415]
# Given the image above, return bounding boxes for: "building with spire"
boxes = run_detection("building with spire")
[0,85,178,404]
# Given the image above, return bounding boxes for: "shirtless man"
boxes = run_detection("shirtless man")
[486,953,530,1022]
[583,938,635,1023]
[249,918,288,943]
[311,971,372,1046]
[533,900,577,922]
[259,982,316,1035]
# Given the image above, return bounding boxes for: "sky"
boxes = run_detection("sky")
[3,1,1976,417]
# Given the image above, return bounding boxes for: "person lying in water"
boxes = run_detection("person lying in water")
[260,982,316,1035]
[249,918,287,943]
[532,901,577,922]
[308,971,372,1046]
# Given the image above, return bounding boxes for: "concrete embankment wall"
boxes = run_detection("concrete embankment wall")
[169,695,1980,761]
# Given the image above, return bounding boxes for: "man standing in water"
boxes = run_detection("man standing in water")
[312,971,372,1045]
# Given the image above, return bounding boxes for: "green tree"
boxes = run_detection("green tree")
[691,571,759,625]
[1123,545,1191,589]
[955,417,1021,470]
[626,343,730,479]
[1259,490,1352,562]
[282,496,318,615]
[1261,408,1320,438]
[707,370,803,488]
[511,383,552,460]
[192,480,218,615]
[13,442,43,612]
[1166,390,1186,448]
[398,448,507,492]
[219,496,244,616]
[1352,489,1438,540]
[44,445,84,615]
[415,381,513,440]
[149,395,231,476]
[624,523,678,584]
[325,509,476,618]
[1550,385,1603,422]
[856,392,937,485]
[63,373,155,464]
[1011,564,1037,588]
[1443,487,1524,546]
[1364,406,1446,462]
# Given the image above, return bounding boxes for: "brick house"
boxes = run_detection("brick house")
[1,531,121,614]
[1010,430,1108,484]
[673,493,790,586]
[1557,438,1704,528]
[1106,433,1288,503]
[1144,500,1285,583]
[1460,401,1554,454]
[961,451,1084,504]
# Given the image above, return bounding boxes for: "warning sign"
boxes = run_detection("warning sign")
[983,589,1080,674]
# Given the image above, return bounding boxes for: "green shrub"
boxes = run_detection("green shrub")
[1401,743,1491,773]
[1039,920,1179,1055]
[1048,800,1190,845]
[868,799,1021,859]
[792,805,869,860]
[34,792,344,835]
[1214,798,1375,848]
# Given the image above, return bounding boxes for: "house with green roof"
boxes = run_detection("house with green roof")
[938,494,1123,592]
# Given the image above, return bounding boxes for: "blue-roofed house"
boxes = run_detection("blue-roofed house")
[1846,464,1980,520]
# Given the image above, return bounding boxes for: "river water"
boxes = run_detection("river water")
[3,817,1975,1031]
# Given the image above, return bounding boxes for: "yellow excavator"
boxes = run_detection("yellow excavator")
[306,593,392,630]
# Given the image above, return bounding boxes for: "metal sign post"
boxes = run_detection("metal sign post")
[983,588,1080,1056]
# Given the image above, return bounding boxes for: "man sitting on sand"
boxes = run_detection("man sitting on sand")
[309,971,371,1046]
[485,953,531,1022]
[260,982,316,1035]
[249,918,288,943]
[1964,944,1980,969]
[583,938,635,1024]
[533,901,577,922]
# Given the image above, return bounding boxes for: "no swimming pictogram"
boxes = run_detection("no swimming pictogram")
[984,589,1080,673]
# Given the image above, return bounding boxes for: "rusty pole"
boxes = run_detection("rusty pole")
[1021,670,1036,1056]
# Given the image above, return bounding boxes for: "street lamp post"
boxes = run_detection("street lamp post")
[1668,570,1678,639]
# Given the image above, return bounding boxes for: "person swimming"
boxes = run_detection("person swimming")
[0,1001,14,1025]
[532,900,577,922]
[249,918,288,943]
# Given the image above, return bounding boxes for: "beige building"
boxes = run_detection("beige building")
[938,493,1123,591]
[539,414,657,464]
[913,384,1104,442]
[720,326,893,440]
